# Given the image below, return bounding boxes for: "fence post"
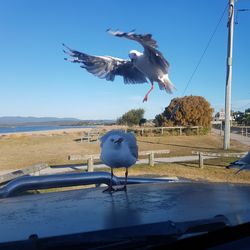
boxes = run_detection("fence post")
[141,128,144,136]
[180,127,182,136]
[148,152,155,167]
[199,152,204,168]
[87,156,94,172]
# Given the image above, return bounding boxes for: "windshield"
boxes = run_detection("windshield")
[0,0,250,248]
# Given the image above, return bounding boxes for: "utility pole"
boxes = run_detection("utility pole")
[224,0,235,150]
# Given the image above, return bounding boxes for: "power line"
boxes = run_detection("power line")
[235,8,250,24]
[170,4,228,118]
[181,4,228,96]
[233,102,250,110]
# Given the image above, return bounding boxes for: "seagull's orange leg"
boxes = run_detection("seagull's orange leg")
[143,82,154,102]
[115,167,128,192]
[124,167,128,190]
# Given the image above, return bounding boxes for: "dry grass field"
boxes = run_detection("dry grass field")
[0,128,249,186]
[106,162,250,185]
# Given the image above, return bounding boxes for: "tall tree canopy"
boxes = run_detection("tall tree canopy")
[155,96,213,127]
[117,108,145,126]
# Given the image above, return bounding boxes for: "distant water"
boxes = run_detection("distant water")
[0,125,95,134]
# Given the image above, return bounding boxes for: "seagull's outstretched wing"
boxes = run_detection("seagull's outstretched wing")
[107,29,170,74]
[228,151,250,174]
[63,44,147,84]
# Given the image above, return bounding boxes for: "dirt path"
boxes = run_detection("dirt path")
[212,128,250,146]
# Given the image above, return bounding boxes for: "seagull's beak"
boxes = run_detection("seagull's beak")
[114,138,124,144]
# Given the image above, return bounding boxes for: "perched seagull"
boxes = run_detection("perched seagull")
[227,151,250,174]
[100,130,138,192]
[63,29,175,102]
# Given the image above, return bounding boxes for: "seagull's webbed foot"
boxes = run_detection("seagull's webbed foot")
[115,185,127,192]
[143,95,148,102]
[103,185,116,193]
[103,168,115,193]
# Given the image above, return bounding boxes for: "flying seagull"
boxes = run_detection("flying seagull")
[63,29,175,102]
[227,151,250,174]
[100,130,138,192]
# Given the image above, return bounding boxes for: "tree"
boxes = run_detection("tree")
[154,114,167,127]
[233,111,244,124]
[214,112,220,119]
[234,109,250,126]
[139,118,147,126]
[117,108,145,126]
[154,95,213,127]
[243,108,250,125]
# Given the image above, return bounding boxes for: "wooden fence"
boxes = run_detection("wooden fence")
[68,149,170,171]
[191,151,247,168]
[128,126,201,136]
[236,126,249,137]
[80,128,100,143]
[2,150,246,185]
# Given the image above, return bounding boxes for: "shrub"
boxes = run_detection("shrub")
[155,95,213,131]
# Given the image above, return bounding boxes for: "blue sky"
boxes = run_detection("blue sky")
[0,0,249,120]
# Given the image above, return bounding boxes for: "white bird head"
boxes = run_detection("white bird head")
[128,50,141,61]
[100,130,138,155]
[105,134,124,149]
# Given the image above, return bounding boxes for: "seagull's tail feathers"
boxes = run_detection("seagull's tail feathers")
[159,74,176,94]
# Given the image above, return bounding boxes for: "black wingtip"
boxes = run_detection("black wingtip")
[107,28,117,34]
[62,43,72,51]
[107,28,121,35]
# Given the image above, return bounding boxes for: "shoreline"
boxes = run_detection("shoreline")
[0,125,126,137]
[0,127,100,137]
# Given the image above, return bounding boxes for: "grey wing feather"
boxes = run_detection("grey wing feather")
[107,29,158,48]
[233,151,250,174]
[107,30,170,74]
[227,151,250,174]
[114,61,148,84]
[235,166,249,174]
[124,132,138,159]
[63,44,147,84]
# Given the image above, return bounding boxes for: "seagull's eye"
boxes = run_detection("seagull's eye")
[133,53,136,57]
[110,138,114,142]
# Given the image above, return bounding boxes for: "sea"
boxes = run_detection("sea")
[0,125,95,134]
